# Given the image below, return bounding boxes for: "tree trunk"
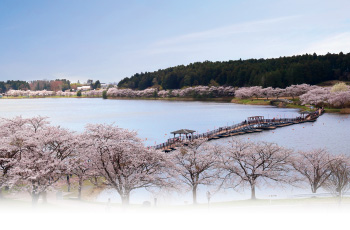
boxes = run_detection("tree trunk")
[32,193,40,206]
[32,183,39,206]
[78,177,83,200]
[0,188,3,199]
[251,183,256,200]
[41,191,47,203]
[121,194,130,206]
[311,186,317,198]
[311,185,317,193]
[192,185,198,205]
[67,175,70,192]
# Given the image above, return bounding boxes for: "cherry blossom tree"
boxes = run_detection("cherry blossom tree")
[299,87,331,106]
[291,149,334,193]
[170,139,221,204]
[219,140,293,199]
[250,86,263,99]
[328,91,350,108]
[68,136,94,200]
[56,91,76,97]
[82,89,104,97]
[2,117,77,204]
[107,86,235,98]
[285,84,314,99]
[5,90,56,97]
[234,87,253,99]
[272,87,285,99]
[262,87,274,100]
[322,156,350,203]
[157,90,168,98]
[83,124,174,205]
[0,116,43,198]
[0,118,21,197]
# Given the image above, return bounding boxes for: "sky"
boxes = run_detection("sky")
[0,0,350,83]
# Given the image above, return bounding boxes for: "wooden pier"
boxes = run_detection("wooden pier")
[153,108,324,152]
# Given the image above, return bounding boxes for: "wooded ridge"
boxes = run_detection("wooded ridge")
[118,52,350,90]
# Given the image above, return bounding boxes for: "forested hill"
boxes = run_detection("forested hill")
[118,52,350,90]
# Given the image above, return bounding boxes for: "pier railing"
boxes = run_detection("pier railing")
[152,108,324,151]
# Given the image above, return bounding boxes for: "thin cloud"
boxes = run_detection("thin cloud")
[152,15,301,48]
[302,32,350,54]
[52,73,88,83]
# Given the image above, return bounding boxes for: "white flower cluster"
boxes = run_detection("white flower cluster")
[55,91,76,97]
[300,87,350,107]
[233,83,350,108]
[4,89,105,97]
[82,89,104,97]
[5,90,55,97]
[234,84,319,100]
[107,86,235,98]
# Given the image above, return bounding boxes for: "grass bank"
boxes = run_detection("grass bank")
[231,97,310,110]
[230,97,350,113]
[230,98,271,105]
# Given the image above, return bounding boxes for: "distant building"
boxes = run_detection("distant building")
[77,86,91,91]
[101,83,108,89]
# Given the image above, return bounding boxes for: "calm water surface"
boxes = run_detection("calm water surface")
[0,98,348,153]
[1,98,349,203]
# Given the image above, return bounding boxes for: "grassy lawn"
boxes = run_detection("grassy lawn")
[207,196,350,207]
[2,193,348,210]
[231,97,308,109]
[231,97,350,114]
[230,98,271,105]
[2,175,349,210]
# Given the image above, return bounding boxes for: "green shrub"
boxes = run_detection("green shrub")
[102,90,107,99]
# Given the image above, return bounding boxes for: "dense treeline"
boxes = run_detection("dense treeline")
[29,79,71,92]
[118,52,350,90]
[29,79,102,92]
[0,80,30,93]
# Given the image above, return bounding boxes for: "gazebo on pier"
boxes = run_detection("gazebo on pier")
[299,111,311,119]
[247,116,264,124]
[170,129,196,140]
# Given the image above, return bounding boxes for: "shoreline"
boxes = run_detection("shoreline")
[0,95,233,102]
[1,95,348,113]
[0,95,102,99]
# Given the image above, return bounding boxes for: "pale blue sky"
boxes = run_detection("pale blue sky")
[1,0,350,83]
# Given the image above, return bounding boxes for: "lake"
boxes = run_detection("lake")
[1,98,349,203]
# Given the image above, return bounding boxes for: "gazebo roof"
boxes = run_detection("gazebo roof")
[248,116,264,120]
[170,129,196,134]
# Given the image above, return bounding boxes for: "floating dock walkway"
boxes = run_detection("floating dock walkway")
[153,108,324,152]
